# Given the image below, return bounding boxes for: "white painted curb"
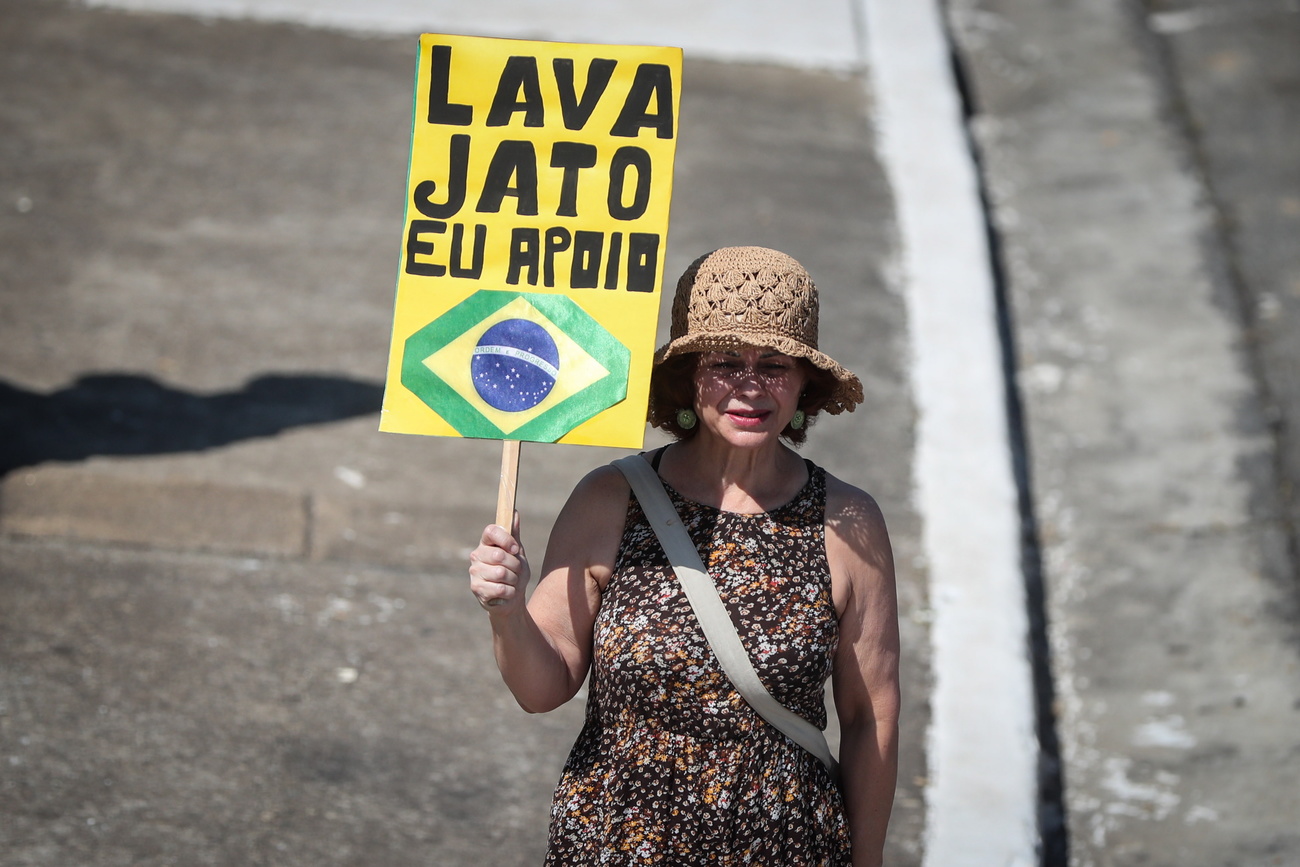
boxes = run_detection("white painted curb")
[859,0,1039,864]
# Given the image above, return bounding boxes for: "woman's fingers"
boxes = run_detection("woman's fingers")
[484,520,518,550]
[469,559,518,607]
[469,523,529,610]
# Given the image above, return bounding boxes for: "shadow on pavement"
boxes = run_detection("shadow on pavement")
[0,373,383,477]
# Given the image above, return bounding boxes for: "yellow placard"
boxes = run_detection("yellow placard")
[380,33,682,448]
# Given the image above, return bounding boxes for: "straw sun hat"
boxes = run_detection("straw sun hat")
[653,246,864,415]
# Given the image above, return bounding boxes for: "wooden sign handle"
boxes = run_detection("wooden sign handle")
[496,440,521,531]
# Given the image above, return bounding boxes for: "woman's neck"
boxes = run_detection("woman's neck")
[660,438,807,514]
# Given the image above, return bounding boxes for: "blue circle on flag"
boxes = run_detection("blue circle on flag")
[472,319,561,412]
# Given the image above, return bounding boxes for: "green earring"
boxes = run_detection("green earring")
[676,408,698,430]
[791,409,806,430]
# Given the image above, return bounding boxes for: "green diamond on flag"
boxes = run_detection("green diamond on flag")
[401,291,631,442]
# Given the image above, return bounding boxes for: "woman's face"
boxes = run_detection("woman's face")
[691,347,809,446]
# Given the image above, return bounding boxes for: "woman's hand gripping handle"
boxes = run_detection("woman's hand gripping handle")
[468,514,531,613]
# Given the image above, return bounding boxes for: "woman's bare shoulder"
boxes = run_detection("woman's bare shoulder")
[542,461,634,571]
[569,461,634,507]
[823,471,887,532]
[821,470,893,577]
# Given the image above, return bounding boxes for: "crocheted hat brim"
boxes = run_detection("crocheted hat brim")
[654,331,864,415]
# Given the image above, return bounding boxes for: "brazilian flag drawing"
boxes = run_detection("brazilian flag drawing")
[401,290,630,442]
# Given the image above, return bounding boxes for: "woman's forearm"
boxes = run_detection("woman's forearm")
[839,717,899,867]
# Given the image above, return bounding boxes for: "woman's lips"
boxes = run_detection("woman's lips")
[726,409,771,427]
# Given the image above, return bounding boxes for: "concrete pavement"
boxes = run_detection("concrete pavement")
[2,0,1299,864]
[2,2,926,864]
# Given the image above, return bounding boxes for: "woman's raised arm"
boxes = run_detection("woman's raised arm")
[468,464,629,713]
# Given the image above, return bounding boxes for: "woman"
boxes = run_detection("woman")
[469,246,900,867]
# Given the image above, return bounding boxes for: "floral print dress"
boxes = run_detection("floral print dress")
[544,460,850,866]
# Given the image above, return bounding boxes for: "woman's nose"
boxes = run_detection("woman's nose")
[728,367,767,390]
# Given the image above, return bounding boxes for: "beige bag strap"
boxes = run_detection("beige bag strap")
[613,454,838,774]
